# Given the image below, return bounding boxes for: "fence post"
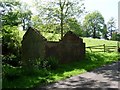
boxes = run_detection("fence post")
[103,44,105,52]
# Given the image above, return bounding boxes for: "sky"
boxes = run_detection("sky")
[21,0,120,29]
[84,0,119,28]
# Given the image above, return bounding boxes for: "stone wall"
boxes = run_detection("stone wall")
[45,31,85,63]
[21,27,47,67]
[21,27,85,65]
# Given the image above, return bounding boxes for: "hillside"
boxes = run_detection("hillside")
[83,38,117,47]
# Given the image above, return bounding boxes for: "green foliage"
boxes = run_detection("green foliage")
[2,64,22,81]
[83,11,105,38]
[35,0,85,39]
[84,52,118,70]
[1,0,32,30]
[41,32,60,41]
[1,0,21,26]
[22,57,59,73]
[116,34,120,41]
[36,57,59,70]
[3,52,118,88]
[65,18,83,36]
[111,33,120,41]
[31,15,43,31]
[2,26,21,55]
[2,25,22,67]
[102,24,109,40]
[2,54,21,67]
[107,17,116,39]
[46,57,59,70]
[2,11,21,26]
[2,26,21,48]
[18,2,32,30]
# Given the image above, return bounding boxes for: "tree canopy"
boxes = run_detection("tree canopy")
[83,11,105,38]
[34,0,85,39]
[107,17,116,39]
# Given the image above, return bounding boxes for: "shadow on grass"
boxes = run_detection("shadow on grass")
[35,52,118,88]
[51,52,117,74]
[37,53,119,89]
[2,52,118,88]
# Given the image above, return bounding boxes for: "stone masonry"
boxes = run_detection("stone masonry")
[21,27,85,64]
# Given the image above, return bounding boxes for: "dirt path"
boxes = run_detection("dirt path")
[36,61,120,89]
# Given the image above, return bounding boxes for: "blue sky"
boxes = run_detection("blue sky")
[84,0,119,28]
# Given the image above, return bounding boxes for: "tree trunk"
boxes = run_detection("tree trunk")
[93,27,96,38]
[60,8,64,39]
[22,19,26,30]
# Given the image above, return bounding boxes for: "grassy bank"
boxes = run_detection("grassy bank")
[2,52,119,88]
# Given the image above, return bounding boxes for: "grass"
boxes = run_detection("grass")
[2,52,119,88]
[83,37,118,47]
[83,38,118,52]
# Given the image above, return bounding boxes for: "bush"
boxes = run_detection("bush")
[46,56,59,70]
[2,54,21,67]
[2,25,21,56]
[22,57,59,74]
[33,57,59,70]
[2,64,22,81]
[2,25,22,66]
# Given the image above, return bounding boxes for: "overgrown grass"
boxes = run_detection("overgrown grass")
[2,52,119,88]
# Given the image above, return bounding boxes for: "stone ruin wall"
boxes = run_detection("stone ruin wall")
[22,27,85,64]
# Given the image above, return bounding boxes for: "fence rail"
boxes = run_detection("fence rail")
[86,44,118,52]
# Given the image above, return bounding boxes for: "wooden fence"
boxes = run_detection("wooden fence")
[86,44,118,52]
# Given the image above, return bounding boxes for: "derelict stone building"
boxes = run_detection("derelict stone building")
[21,27,85,64]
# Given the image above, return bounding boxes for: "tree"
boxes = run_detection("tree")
[34,0,85,39]
[1,0,21,26]
[83,11,105,38]
[1,0,30,66]
[1,0,32,30]
[102,24,109,40]
[2,25,21,55]
[1,0,22,55]
[116,33,120,41]
[18,3,32,30]
[107,17,116,39]
[65,18,83,36]
[31,15,43,30]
